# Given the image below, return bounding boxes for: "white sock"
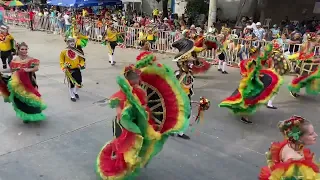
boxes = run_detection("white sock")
[111,54,115,63]
[69,88,75,98]
[267,95,276,107]
[109,54,113,63]
[222,61,227,72]
[72,87,78,95]
[218,60,222,69]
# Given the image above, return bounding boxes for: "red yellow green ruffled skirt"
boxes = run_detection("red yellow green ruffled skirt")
[0,74,10,102]
[259,140,320,180]
[191,58,212,75]
[96,129,143,180]
[219,68,283,115]
[7,70,46,122]
[288,68,320,95]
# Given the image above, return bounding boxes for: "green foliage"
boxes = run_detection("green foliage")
[185,0,209,16]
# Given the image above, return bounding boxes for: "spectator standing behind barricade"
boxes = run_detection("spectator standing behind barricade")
[152,8,159,22]
[288,32,302,54]
[0,9,4,26]
[28,9,35,31]
[271,24,280,39]
[253,22,265,41]
[64,11,71,32]
[57,11,64,36]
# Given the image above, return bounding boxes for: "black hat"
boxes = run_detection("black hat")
[172,39,194,61]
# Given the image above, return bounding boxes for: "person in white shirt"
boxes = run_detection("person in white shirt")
[63,12,71,31]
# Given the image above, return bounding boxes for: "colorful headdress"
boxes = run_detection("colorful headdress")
[123,64,141,79]
[135,51,156,68]
[279,115,306,143]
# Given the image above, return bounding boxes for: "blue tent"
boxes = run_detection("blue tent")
[47,0,121,7]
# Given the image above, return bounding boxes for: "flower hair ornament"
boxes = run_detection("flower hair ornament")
[279,115,306,143]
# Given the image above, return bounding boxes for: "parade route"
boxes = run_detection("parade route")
[0,26,320,180]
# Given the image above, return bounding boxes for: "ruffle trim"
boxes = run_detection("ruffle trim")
[288,68,320,95]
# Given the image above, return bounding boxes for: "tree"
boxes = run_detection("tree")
[156,0,169,18]
[185,0,209,18]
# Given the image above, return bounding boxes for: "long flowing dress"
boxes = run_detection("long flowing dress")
[0,58,46,122]
[219,44,283,115]
[96,52,191,180]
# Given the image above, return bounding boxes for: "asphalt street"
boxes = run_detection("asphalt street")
[0,26,320,180]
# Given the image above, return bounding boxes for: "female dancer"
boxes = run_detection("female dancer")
[219,44,283,124]
[259,115,319,179]
[288,33,320,98]
[96,48,191,179]
[0,42,46,123]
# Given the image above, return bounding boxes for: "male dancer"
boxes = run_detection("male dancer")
[104,23,118,66]
[0,25,14,69]
[216,34,228,74]
[60,37,85,102]
[171,38,195,139]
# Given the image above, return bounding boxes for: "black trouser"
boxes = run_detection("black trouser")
[1,50,13,66]
[69,68,82,88]
[30,19,34,30]
[109,41,117,55]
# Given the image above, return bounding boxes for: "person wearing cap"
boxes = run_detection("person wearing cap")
[271,24,280,39]
[104,22,118,65]
[0,25,14,69]
[60,37,85,102]
[253,22,265,40]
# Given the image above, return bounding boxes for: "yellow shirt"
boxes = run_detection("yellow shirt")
[60,49,85,70]
[146,34,154,41]
[153,9,159,16]
[74,33,88,46]
[82,9,88,17]
[106,28,117,42]
[0,34,13,51]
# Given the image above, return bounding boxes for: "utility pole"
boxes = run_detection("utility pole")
[207,0,217,28]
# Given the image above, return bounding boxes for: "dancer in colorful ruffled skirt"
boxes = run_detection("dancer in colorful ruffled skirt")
[0,42,46,123]
[288,33,320,98]
[259,115,320,180]
[219,44,283,124]
[96,49,191,179]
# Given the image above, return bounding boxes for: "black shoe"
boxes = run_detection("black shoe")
[240,117,252,124]
[267,105,277,109]
[177,134,191,140]
[71,98,76,102]
[3,65,7,69]
[222,71,228,74]
[290,91,299,98]
[218,68,222,71]
[75,94,79,99]
[23,120,30,124]
[108,60,111,63]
